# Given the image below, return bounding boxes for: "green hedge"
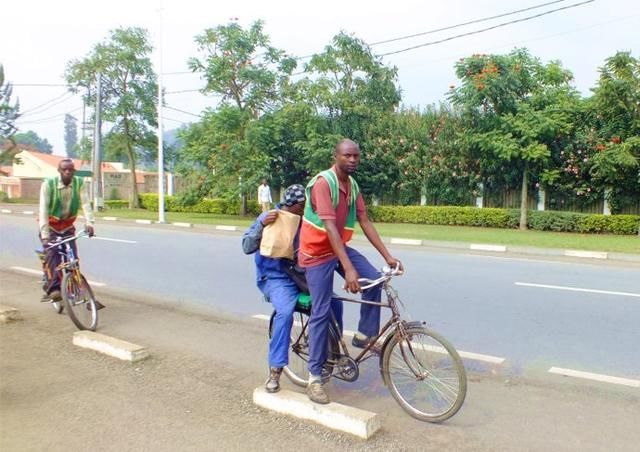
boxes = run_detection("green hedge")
[104,200,129,209]
[368,205,640,235]
[138,194,261,216]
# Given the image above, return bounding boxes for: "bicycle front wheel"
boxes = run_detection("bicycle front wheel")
[62,271,98,331]
[382,326,467,423]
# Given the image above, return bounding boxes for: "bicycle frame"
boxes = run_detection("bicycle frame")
[330,280,403,364]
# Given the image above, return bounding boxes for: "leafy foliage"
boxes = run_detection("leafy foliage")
[65,27,158,207]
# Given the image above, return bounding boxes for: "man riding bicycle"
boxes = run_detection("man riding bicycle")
[38,158,102,308]
[299,138,403,404]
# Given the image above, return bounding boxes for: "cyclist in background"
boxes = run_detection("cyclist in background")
[38,158,101,308]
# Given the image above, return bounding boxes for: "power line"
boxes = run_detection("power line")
[17,106,84,125]
[369,0,570,46]
[164,106,203,118]
[12,83,69,87]
[21,92,75,117]
[377,0,596,57]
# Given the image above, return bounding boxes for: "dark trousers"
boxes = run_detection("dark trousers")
[43,228,77,295]
[305,247,382,376]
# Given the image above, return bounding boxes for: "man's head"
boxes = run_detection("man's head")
[334,139,360,175]
[282,184,306,216]
[58,158,76,185]
[261,179,267,186]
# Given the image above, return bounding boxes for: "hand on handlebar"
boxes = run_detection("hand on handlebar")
[343,267,361,293]
[384,258,404,275]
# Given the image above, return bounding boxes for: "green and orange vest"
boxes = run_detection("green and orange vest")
[47,176,83,232]
[300,169,360,259]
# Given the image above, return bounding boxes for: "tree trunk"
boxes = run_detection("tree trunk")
[123,119,139,208]
[519,164,528,230]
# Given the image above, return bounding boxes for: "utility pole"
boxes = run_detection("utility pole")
[157,7,166,223]
[92,73,103,211]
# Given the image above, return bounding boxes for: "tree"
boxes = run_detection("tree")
[450,49,579,229]
[12,130,53,153]
[65,27,158,208]
[182,21,297,210]
[588,51,640,212]
[64,114,78,158]
[300,32,400,139]
[0,64,20,164]
[188,20,296,116]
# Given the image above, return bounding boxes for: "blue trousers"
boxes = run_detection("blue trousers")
[306,247,381,376]
[259,277,343,368]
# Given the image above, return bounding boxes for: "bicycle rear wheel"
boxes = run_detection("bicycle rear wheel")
[62,271,98,331]
[382,326,467,423]
[269,309,339,387]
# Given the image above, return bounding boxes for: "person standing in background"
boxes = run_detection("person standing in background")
[258,179,273,212]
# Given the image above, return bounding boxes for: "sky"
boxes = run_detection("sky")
[2,0,638,156]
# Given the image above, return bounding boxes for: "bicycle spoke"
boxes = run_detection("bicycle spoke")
[383,327,466,422]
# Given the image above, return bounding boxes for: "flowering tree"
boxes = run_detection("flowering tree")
[450,49,579,229]
[588,51,640,212]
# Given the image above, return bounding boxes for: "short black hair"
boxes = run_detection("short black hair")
[58,158,75,169]
[335,138,360,154]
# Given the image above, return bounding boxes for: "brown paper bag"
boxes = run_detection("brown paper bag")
[260,209,301,259]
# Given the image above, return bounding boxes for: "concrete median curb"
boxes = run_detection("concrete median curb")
[73,331,149,362]
[253,387,381,439]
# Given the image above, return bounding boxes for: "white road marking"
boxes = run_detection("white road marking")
[23,210,34,215]
[251,314,503,363]
[549,367,640,388]
[470,244,507,252]
[10,266,41,276]
[91,236,137,244]
[1,209,12,213]
[102,216,118,221]
[390,238,422,246]
[564,250,608,259]
[216,225,237,231]
[135,219,153,224]
[10,266,106,287]
[515,282,640,298]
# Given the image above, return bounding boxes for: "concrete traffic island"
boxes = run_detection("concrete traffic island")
[73,331,149,362]
[0,305,22,323]
[253,387,381,439]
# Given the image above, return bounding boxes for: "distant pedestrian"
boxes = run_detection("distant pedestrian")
[258,179,273,212]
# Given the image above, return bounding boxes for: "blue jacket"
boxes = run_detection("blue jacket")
[241,207,300,282]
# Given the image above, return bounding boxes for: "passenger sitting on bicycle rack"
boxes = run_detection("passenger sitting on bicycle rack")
[242,184,343,394]
[299,138,403,405]
[38,158,96,303]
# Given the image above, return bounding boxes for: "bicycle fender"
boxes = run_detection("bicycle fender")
[378,321,426,385]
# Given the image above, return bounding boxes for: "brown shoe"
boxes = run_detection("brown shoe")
[265,367,283,393]
[41,290,61,302]
[307,380,330,404]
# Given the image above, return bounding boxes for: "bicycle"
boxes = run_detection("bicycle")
[37,230,99,331]
[269,265,467,423]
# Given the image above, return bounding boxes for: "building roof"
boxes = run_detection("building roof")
[19,150,122,173]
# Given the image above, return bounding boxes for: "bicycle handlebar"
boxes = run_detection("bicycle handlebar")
[44,230,89,251]
[357,262,403,290]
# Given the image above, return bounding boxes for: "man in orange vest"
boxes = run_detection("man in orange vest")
[299,139,403,404]
[38,158,96,303]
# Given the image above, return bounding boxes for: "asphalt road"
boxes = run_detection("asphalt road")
[1,213,639,383]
